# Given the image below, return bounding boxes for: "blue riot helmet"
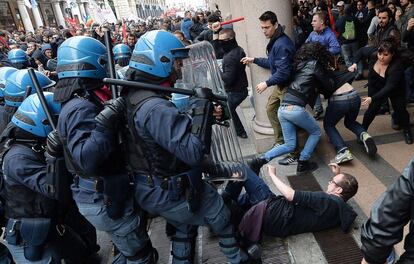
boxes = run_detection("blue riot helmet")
[113,44,131,67]
[12,92,61,138]
[129,30,189,78]
[57,36,108,80]
[0,67,18,98]
[8,49,28,64]
[113,44,131,60]
[4,69,55,107]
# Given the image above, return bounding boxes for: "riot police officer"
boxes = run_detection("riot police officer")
[0,66,16,264]
[123,30,250,263]
[1,69,55,132]
[7,49,30,69]
[52,36,157,263]
[113,43,132,68]
[113,43,132,80]
[2,92,91,263]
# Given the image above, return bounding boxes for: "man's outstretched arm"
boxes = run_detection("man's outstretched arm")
[268,165,295,201]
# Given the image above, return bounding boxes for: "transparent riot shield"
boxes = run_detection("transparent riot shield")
[180,41,246,181]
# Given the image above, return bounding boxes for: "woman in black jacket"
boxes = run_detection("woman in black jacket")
[250,42,336,174]
[361,38,413,144]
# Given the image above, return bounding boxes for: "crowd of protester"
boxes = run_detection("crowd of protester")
[0,1,413,263]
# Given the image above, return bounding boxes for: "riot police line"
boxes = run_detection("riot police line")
[0,28,258,264]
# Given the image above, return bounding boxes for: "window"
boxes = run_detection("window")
[0,2,19,32]
[42,3,57,27]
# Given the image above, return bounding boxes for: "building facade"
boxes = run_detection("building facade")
[112,0,165,21]
[0,0,103,32]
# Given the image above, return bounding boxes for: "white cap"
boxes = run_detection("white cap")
[337,1,345,6]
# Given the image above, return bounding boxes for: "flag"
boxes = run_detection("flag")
[24,0,32,8]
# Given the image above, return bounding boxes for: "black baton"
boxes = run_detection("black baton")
[103,78,228,101]
[103,28,117,99]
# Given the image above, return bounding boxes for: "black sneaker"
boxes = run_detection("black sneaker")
[404,129,413,144]
[360,132,377,157]
[296,160,318,174]
[278,155,298,165]
[247,156,268,176]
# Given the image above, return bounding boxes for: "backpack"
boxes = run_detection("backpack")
[342,20,356,40]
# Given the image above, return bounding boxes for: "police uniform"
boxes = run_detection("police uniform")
[53,36,156,263]
[2,93,91,263]
[124,30,248,264]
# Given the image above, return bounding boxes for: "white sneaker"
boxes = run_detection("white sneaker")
[330,149,353,164]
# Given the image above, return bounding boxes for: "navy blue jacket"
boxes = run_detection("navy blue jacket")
[57,97,114,203]
[135,97,205,167]
[3,144,51,197]
[253,26,295,87]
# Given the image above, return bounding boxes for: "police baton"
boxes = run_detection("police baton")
[103,27,118,99]
[28,68,73,205]
[27,68,56,130]
[103,78,228,101]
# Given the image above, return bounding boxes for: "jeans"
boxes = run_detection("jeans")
[134,177,245,264]
[227,90,248,135]
[341,42,359,68]
[223,166,272,208]
[264,105,321,161]
[323,93,365,152]
[77,198,151,264]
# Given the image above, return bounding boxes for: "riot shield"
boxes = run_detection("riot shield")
[181,41,247,182]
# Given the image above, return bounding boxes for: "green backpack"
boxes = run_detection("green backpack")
[342,20,356,40]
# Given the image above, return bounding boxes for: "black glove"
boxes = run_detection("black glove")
[95,97,126,130]
[202,160,246,182]
[194,87,214,100]
[46,130,63,157]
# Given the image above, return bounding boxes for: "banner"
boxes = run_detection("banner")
[88,0,117,24]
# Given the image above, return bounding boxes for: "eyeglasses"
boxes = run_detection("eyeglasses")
[218,38,233,42]
[329,177,343,188]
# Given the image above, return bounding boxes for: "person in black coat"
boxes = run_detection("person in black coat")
[361,38,413,144]
[361,157,414,264]
[219,28,249,138]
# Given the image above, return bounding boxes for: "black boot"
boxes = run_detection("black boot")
[296,160,318,174]
[247,156,268,176]
[404,129,413,144]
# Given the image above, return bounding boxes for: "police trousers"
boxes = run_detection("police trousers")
[134,176,244,264]
[76,198,151,264]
